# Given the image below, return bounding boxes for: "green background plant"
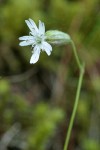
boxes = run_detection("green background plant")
[0,0,100,150]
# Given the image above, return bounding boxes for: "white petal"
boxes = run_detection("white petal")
[19,36,34,40]
[29,18,38,32]
[39,20,45,34]
[42,41,52,55]
[19,40,33,46]
[25,19,37,32]
[25,20,33,31]
[30,46,40,64]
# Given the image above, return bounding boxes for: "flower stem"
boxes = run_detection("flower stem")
[63,41,85,150]
[70,40,82,70]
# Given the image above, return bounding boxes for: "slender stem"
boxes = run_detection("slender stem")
[63,41,85,150]
[70,40,82,70]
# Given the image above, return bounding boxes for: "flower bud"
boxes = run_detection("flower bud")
[45,30,71,45]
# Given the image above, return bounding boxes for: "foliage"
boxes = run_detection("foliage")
[0,0,100,150]
[0,79,64,150]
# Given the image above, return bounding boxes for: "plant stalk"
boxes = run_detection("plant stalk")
[63,41,85,150]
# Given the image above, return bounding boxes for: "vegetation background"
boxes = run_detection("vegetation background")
[0,0,100,150]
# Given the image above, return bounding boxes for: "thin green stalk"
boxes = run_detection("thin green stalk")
[63,41,85,150]
[70,40,82,70]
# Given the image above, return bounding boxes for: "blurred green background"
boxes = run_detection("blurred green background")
[0,0,100,150]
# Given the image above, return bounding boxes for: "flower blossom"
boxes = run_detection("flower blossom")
[19,19,52,64]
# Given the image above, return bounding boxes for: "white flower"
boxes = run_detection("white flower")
[19,18,52,64]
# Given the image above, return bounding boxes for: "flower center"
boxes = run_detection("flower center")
[36,35,44,44]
